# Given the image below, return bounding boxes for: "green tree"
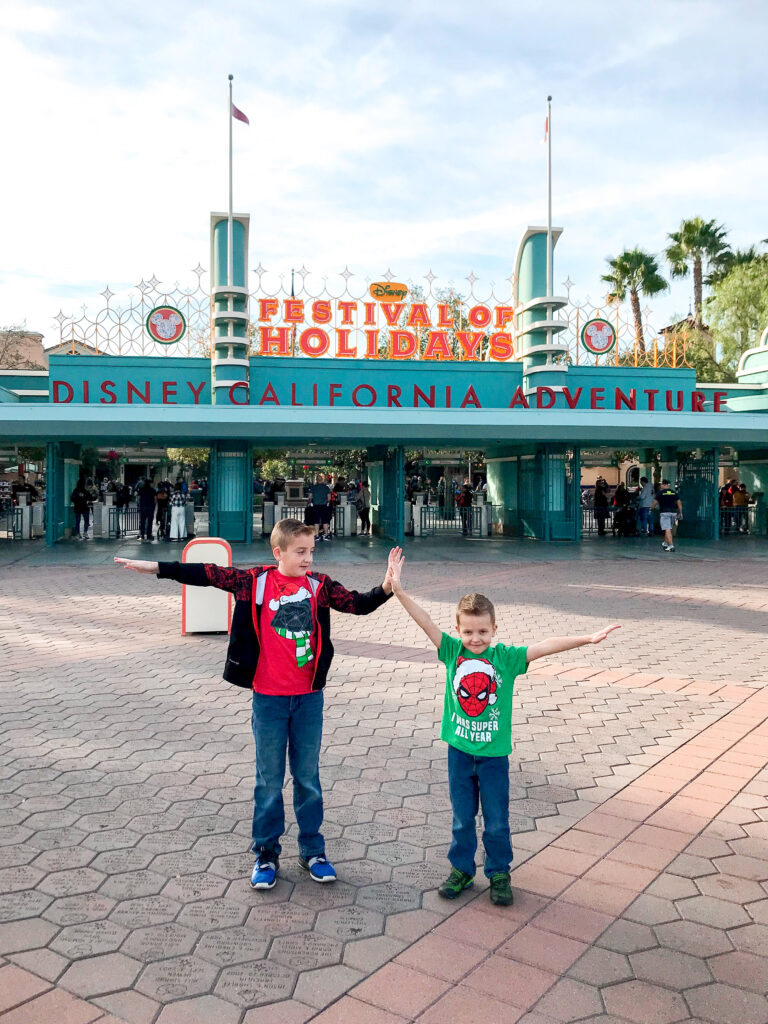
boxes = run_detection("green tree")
[698,257,768,382]
[602,249,668,351]
[665,217,731,324]
[166,447,210,472]
[707,242,767,286]
[261,456,291,481]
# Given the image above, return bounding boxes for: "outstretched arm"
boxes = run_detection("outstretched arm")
[114,558,255,599]
[387,548,443,649]
[526,623,621,663]
[114,558,158,574]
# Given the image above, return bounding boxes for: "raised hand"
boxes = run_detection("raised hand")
[586,623,621,645]
[385,546,405,592]
[114,557,159,574]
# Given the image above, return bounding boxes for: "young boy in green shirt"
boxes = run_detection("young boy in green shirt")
[386,548,619,906]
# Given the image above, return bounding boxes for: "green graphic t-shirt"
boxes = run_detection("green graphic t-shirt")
[438,632,528,757]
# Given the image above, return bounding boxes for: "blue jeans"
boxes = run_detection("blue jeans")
[638,506,652,534]
[447,745,513,878]
[250,691,325,861]
[74,510,90,536]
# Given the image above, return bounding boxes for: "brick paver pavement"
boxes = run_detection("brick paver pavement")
[0,538,766,1023]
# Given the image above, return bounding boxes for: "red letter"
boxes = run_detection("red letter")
[329,384,342,406]
[259,298,279,321]
[423,331,452,360]
[335,330,356,357]
[364,329,379,358]
[468,305,491,329]
[590,388,605,409]
[644,388,658,410]
[437,303,454,327]
[494,305,514,328]
[457,331,483,360]
[162,381,177,404]
[390,330,417,358]
[352,384,377,407]
[259,325,291,355]
[100,380,116,404]
[291,383,302,406]
[488,332,513,361]
[665,390,683,412]
[188,381,205,404]
[615,387,636,410]
[460,386,481,408]
[52,381,73,403]
[83,381,89,403]
[691,391,705,412]
[381,302,405,327]
[338,301,357,325]
[364,302,376,325]
[387,384,402,407]
[258,383,279,405]
[563,387,582,409]
[536,386,556,409]
[229,382,249,405]
[508,386,530,409]
[127,381,150,404]
[406,303,431,328]
[284,299,304,323]
[414,385,435,407]
[299,328,330,358]
[311,300,332,324]
[714,391,728,412]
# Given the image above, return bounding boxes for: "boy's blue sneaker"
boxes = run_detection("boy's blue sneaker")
[299,854,337,883]
[250,856,278,890]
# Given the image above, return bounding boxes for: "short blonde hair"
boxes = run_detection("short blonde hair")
[271,518,315,551]
[456,593,496,625]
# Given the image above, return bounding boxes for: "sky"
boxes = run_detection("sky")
[2,0,767,345]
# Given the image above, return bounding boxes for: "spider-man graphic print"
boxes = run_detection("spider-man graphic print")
[453,656,498,717]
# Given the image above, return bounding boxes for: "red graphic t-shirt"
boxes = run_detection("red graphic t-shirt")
[252,570,317,695]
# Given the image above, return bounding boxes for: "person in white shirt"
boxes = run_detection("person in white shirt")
[637,476,655,536]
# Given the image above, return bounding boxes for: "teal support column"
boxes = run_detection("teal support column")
[209,442,252,543]
[486,457,518,535]
[45,441,80,544]
[210,213,250,406]
[378,446,405,545]
[513,227,569,397]
[711,446,720,540]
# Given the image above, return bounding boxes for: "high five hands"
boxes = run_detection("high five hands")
[383,547,405,594]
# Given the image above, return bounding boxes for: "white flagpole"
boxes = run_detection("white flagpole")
[546,95,552,297]
[228,74,234,288]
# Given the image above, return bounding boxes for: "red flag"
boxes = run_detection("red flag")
[231,103,249,125]
[543,116,548,142]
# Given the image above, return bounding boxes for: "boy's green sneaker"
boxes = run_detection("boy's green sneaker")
[438,867,474,899]
[489,872,514,906]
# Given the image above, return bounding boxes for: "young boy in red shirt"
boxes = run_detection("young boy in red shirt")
[115,518,395,890]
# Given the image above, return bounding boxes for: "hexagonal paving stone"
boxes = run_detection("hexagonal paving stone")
[568,947,633,986]
[43,893,116,926]
[80,829,142,853]
[625,894,680,926]
[0,865,44,892]
[655,920,733,958]
[630,947,712,989]
[136,954,219,1001]
[603,979,688,1023]
[207,853,253,881]
[149,851,213,876]
[0,890,53,922]
[747,898,768,923]
[108,895,181,928]
[535,978,603,1022]
[291,880,357,911]
[391,861,447,890]
[727,923,768,955]
[177,898,248,930]
[51,919,129,959]
[26,826,88,850]
[709,950,768,992]
[647,874,698,901]
[596,920,657,954]
[316,905,385,942]
[337,859,392,887]
[195,926,269,966]
[38,867,106,897]
[137,830,199,854]
[99,870,167,900]
[121,922,198,961]
[343,822,399,845]
[728,837,768,859]
[0,846,37,869]
[357,882,422,915]
[270,931,342,971]
[215,960,297,1007]
[676,894,751,930]
[696,872,767,905]
[685,981,768,1024]
[245,902,316,937]
[162,872,228,902]
[90,849,154,874]
[668,854,718,879]
[59,951,142,997]
[713,855,768,881]
[367,841,423,866]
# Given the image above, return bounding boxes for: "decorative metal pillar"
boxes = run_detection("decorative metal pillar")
[513,227,569,396]
[210,213,250,405]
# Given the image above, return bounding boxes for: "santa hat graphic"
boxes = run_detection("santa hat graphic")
[453,658,498,704]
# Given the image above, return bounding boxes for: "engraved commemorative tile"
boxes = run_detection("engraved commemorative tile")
[316,905,385,942]
[26,826,87,850]
[177,897,248,930]
[43,893,116,925]
[356,881,422,914]
[291,880,356,911]
[99,869,167,899]
[0,865,44,892]
[193,834,246,857]
[343,822,399,845]
[121,922,198,961]
[214,961,297,1007]
[195,926,269,965]
[336,859,392,886]
[270,931,341,971]
[245,902,316,937]
[136,954,218,1001]
[0,889,53,921]
[207,853,253,880]
[150,851,212,877]
[392,860,449,889]
[137,831,198,854]
[0,845,37,868]
[91,848,154,874]
[161,872,228,902]
[108,894,182,929]
[51,919,128,959]
[367,841,423,866]
[81,829,142,853]
[38,867,106,897]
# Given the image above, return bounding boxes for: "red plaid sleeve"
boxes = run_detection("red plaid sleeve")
[316,574,391,615]
[202,564,255,601]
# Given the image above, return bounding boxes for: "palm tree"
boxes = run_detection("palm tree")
[665,218,731,323]
[707,241,767,286]
[601,249,668,352]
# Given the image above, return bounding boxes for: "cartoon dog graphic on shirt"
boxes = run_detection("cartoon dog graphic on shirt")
[453,656,498,717]
[269,586,314,667]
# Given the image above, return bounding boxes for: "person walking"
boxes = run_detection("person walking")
[114,480,131,538]
[138,478,157,541]
[593,477,610,537]
[310,474,332,542]
[356,479,371,536]
[456,481,473,536]
[155,483,170,540]
[652,479,683,552]
[733,482,750,533]
[637,476,655,536]
[169,482,187,542]
[70,477,92,540]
